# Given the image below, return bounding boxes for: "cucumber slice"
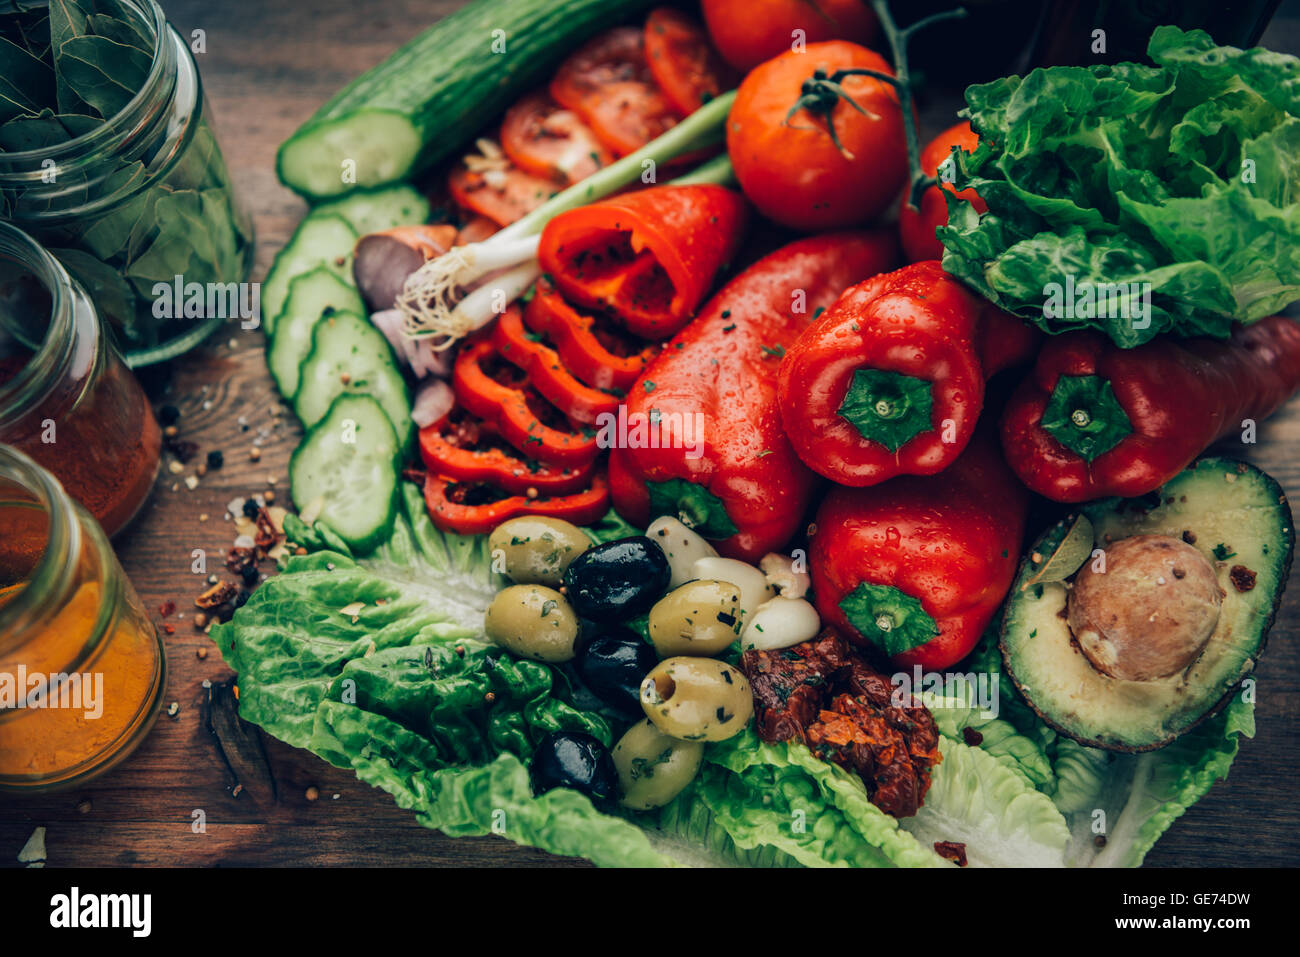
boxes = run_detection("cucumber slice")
[262,213,358,336]
[267,268,365,399]
[294,310,413,451]
[312,184,431,235]
[290,394,400,553]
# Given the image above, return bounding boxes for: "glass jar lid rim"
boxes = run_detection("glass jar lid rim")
[0,221,81,423]
[0,443,83,653]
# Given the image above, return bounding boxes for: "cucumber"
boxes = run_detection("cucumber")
[289,394,400,553]
[312,184,431,235]
[262,213,357,337]
[267,268,366,399]
[294,310,413,452]
[276,0,654,200]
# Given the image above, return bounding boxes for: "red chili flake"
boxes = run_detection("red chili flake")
[934,841,967,866]
[962,726,983,747]
[163,624,175,635]
[1229,565,1257,592]
[164,438,200,463]
[159,600,176,617]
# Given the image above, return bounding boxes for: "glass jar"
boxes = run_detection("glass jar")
[0,443,165,792]
[0,0,254,367]
[0,221,161,539]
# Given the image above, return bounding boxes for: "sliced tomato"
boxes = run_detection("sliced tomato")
[447,159,562,228]
[454,212,500,246]
[500,90,615,184]
[644,7,738,117]
[550,26,680,157]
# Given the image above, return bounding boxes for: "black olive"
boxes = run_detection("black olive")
[576,627,659,716]
[562,536,671,621]
[530,731,618,802]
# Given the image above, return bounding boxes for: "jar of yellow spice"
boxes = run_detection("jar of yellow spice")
[0,444,165,791]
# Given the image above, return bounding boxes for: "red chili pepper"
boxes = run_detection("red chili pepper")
[609,230,898,561]
[423,471,610,536]
[1001,316,1300,502]
[452,320,599,469]
[525,277,661,392]
[418,407,597,496]
[779,261,1038,486]
[809,430,1027,670]
[492,302,621,426]
[537,184,748,339]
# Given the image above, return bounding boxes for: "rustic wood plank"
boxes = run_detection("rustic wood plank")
[2,0,1298,868]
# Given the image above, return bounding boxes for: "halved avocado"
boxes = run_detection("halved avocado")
[1000,458,1293,752]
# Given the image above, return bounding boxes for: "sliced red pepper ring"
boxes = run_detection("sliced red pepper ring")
[423,471,610,536]
[549,25,681,157]
[537,183,748,339]
[492,304,622,426]
[418,406,597,496]
[1038,374,1133,462]
[452,326,600,468]
[500,90,615,184]
[525,278,660,392]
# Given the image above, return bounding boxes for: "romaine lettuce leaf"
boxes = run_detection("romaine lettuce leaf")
[938,26,1300,346]
[962,628,1255,866]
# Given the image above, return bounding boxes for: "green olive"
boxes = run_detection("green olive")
[647,580,743,657]
[483,584,579,662]
[640,656,753,742]
[488,516,590,585]
[612,719,704,810]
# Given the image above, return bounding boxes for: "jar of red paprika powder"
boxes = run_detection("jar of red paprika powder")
[0,222,161,539]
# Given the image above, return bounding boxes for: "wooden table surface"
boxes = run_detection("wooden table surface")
[2,0,1298,868]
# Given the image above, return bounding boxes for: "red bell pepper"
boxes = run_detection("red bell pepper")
[418,407,597,497]
[492,303,621,426]
[1001,316,1300,502]
[609,230,898,561]
[778,260,1038,486]
[423,471,610,536]
[452,322,599,469]
[525,277,661,392]
[536,183,748,339]
[809,430,1027,670]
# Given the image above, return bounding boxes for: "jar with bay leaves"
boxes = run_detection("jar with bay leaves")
[0,0,253,366]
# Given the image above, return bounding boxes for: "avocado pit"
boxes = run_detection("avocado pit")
[1066,534,1222,682]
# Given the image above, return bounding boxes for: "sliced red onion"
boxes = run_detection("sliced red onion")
[371,308,452,379]
[410,377,454,429]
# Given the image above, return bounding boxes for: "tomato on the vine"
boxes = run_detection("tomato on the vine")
[726,41,907,231]
[898,121,985,263]
[701,0,879,72]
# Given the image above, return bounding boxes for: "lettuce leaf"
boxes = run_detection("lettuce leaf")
[963,629,1255,866]
[938,26,1300,346]
[901,736,1071,867]
[215,482,1253,867]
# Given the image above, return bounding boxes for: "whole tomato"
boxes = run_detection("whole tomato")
[727,41,907,231]
[701,0,879,72]
[898,121,985,263]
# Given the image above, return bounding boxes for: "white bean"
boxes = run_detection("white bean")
[647,516,719,588]
[690,556,774,625]
[740,596,821,651]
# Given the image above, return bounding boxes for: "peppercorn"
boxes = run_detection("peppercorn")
[158,404,180,426]
[239,563,259,586]
[234,588,251,609]
[242,499,261,519]
[206,450,224,470]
